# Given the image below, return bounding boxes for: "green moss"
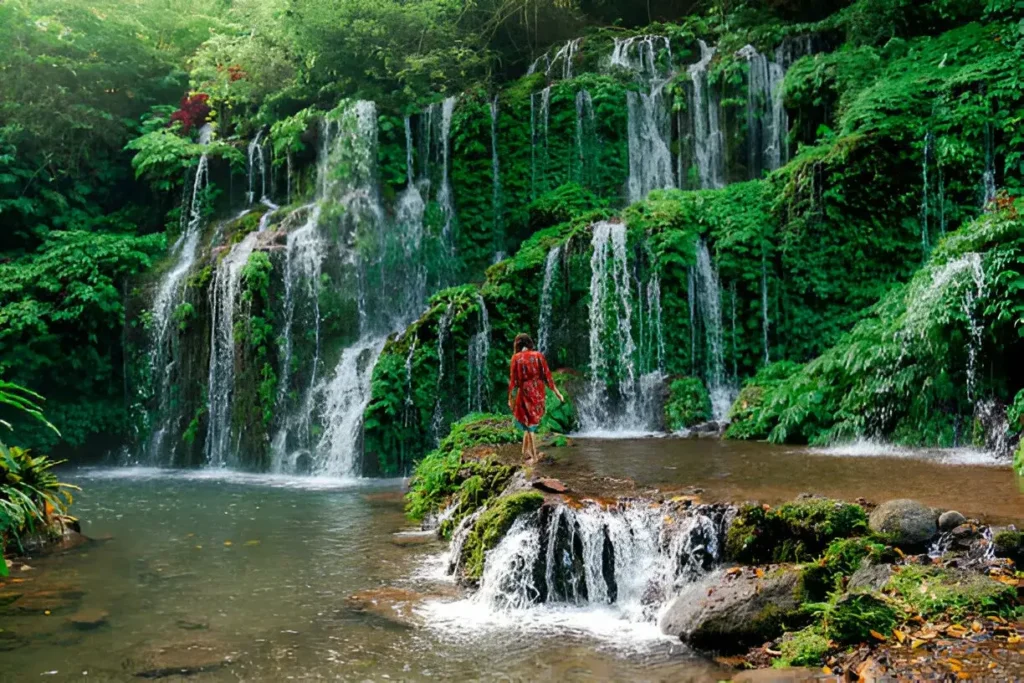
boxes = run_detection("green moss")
[811,592,897,645]
[994,529,1023,563]
[800,537,895,601]
[774,626,831,668]
[404,414,521,523]
[459,491,544,582]
[885,566,1018,620]
[664,377,711,431]
[726,498,868,564]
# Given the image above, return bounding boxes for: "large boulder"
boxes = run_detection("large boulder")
[868,499,937,547]
[658,566,804,651]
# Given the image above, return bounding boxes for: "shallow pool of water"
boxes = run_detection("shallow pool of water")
[0,468,727,682]
[548,438,1024,522]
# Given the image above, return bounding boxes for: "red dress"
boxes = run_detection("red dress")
[508,350,555,431]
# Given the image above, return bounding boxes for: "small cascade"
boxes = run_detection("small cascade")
[694,239,732,421]
[530,87,552,199]
[527,38,582,80]
[761,253,771,365]
[738,45,789,177]
[438,97,457,251]
[537,246,561,355]
[573,90,595,187]
[403,337,418,424]
[468,502,731,622]
[146,125,212,462]
[467,295,492,414]
[641,263,665,376]
[921,131,932,253]
[204,232,260,467]
[430,302,456,442]
[982,123,997,208]
[247,129,268,205]
[687,41,725,190]
[395,117,428,322]
[490,96,503,259]
[578,222,662,435]
[688,268,697,375]
[611,35,675,202]
[314,338,386,477]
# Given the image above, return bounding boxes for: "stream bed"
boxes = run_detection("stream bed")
[2,439,1021,682]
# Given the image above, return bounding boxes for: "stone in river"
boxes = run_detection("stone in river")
[344,587,427,629]
[659,566,803,651]
[938,510,967,531]
[129,639,235,678]
[532,478,570,494]
[67,608,109,630]
[390,530,438,547]
[868,499,937,547]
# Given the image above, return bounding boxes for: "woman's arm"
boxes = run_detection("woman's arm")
[540,354,564,402]
[508,355,517,409]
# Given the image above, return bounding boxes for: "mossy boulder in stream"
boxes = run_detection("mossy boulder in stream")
[726,498,868,564]
[459,491,544,583]
[868,499,938,548]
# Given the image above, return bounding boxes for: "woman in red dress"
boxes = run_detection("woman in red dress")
[507,333,563,464]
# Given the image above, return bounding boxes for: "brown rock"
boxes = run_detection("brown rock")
[129,639,235,678]
[67,608,109,629]
[533,478,570,494]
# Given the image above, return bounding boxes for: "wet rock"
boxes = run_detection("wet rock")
[67,608,109,630]
[732,668,822,683]
[6,586,84,615]
[938,510,967,531]
[532,478,569,494]
[659,566,803,651]
[175,619,209,631]
[390,530,438,547]
[129,639,235,679]
[848,562,893,592]
[868,499,937,547]
[344,587,426,629]
[992,527,1022,564]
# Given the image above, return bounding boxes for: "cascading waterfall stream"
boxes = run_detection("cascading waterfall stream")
[577,221,664,435]
[204,232,260,467]
[573,90,595,187]
[145,124,213,462]
[611,35,675,202]
[490,96,504,260]
[687,40,725,190]
[694,239,733,421]
[247,129,268,205]
[921,131,933,253]
[738,45,789,177]
[430,302,456,443]
[982,123,997,208]
[467,295,491,414]
[431,502,731,632]
[537,246,561,355]
[438,97,457,251]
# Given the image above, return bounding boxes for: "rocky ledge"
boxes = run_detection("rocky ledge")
[405,414,1024,681]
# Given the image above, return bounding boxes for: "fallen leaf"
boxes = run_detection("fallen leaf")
[223,541,233,547]
[726,567,741,576]
[755,568,765,578]
[893,628,907,644]
[822,666,833,675]
[956,673,970,680]
[911,638,926,649]
[244,540,260,546]
[1007,634,1021,644]
[971,620,983,633]
[893,547,906,559]
[870,629,887,642]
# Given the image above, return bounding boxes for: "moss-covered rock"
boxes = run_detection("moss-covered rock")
[726,498,868,564]
[664,377,711,431]
[459,491,544,582]
[404,413,520,526]
[993,528,1023,564]
[800,536,895,601]
[818,592,898,645]
[774,626,830,668]
[885,566,1018,620]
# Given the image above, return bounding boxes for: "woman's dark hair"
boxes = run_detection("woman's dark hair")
[514,333,535,353]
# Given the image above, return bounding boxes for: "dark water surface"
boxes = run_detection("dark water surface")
[0,468,726,682]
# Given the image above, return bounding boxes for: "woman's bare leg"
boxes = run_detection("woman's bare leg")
[521,432,528,457]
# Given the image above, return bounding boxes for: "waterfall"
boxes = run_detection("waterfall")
[490,96,503,260]
[247,129,268,205]
[610,35,675,202]
[530,87,552,199]
[204,232,260,467]
[394,117,428,323]
[404,116,415,184]
[145,125,212,462]
[574,90,595,187]
[688,41,725,190]
[982,123,997,208]
[438,97,457,250]
[430,302,456,442]
[458,502,730,624]
[537,246,561,355]
[314,338,386,477]
[694,239,732,421]
[921,132,932,253]
[688,268,697,375]
[467,295,491,414]
[739,45,789,177]
[528,38,582,80]
[578,222,661,435]
[761,253,771,365]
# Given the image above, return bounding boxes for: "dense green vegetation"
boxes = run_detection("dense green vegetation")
[1,0,1021,473]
